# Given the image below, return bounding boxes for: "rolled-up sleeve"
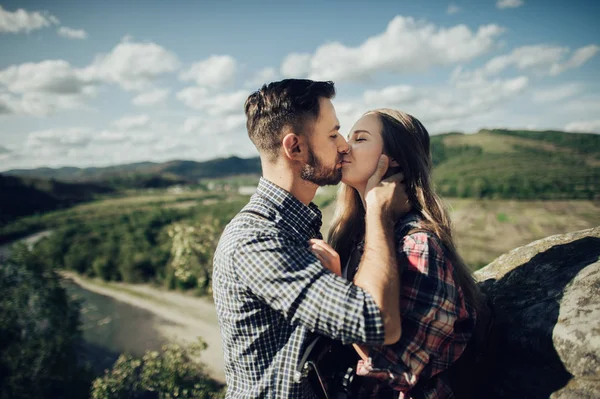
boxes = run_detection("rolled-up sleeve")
[234,232,385,346]
[365,232,473,392]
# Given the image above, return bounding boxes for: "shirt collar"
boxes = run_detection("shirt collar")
[256,177,323,236]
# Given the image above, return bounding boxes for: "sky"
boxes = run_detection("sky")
[0,0,599,171]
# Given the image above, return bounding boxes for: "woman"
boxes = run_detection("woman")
[310,109,488,398]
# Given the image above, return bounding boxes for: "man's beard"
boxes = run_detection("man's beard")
[300,146,342,186]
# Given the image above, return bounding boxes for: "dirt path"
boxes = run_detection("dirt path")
[61,271,225,383]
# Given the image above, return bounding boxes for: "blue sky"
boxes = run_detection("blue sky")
[0,0,598,171]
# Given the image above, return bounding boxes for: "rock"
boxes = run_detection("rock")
[473,226,600,399]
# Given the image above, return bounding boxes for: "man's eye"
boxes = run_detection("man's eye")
[330,134,338,138]
[355,138,366,142]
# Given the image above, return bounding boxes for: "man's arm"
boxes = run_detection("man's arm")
[234,234,386,346]
[311,156,409,345]
[354,155,410,345]
[354,209,401,345]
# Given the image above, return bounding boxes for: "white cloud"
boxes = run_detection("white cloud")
[26,128,93,153]
[112,114,150,130]
[57,26,87,40]
[0,89,94,117]
[176,87,247,115]
[281,53,312,78]
[549,44,600,76]
[0,5,59,34]
[0,91,20,115]
[246,67,279,88]
[447,4,461,14]
[280,16,504,82]
[496,0,524,9]
[453,44,599,82]
[81,37,180,91]
[93,130,129,144]
[363,85,418,106]
[179,55,237,88]
[532,83,582,103]
[564,120,600,133]
[337,74,529,134]
[132,88,170,106]
[0,60,98,116]
[0,38,181,116]
[182,114,246,135]
[0,60,90,94]
[182,117,203,134]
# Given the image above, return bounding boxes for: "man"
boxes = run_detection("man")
[212,79,409,398]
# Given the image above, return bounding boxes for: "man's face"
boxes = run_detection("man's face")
[300,98,349,186]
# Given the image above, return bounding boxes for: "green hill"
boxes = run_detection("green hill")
[0,175,115,227]
[429,129,599,199]
[4,130,599,200]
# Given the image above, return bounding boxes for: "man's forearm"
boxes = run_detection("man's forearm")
[353,209,401,344]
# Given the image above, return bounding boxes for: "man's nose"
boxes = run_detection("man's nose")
[338,136,350,154]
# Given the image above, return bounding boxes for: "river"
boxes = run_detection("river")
[0,233,226,382]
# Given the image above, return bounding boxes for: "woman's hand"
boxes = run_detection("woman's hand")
[309,239,342,277]
[353,343,370,361]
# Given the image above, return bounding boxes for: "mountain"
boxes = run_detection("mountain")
[3,130,599,200]
[0,175,115,226]
[4,156,262,183]
[4,162,159,181]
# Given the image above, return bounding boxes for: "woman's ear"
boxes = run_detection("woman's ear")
[390,158,400,167]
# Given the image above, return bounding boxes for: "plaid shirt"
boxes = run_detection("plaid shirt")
[349,212,476,399]
[212,178,385,398]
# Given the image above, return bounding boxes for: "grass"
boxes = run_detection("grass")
[0,189,235,243]
[320,197,600,270]
[5,184,600,273]
[496,212,510,223]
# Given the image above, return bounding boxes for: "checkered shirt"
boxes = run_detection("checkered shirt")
[212,178,385,398]
[349,212,477,399]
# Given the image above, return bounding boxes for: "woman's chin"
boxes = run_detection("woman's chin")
[340,177,359,189]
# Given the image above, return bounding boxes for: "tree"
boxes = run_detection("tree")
[0,244,92,398]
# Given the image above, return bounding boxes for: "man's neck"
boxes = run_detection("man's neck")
[262,164,318,206]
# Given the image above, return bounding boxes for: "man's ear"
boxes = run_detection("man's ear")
[390,158,400,167]
[281,133,304,161]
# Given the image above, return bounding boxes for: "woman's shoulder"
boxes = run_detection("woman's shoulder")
[395,212,443,254]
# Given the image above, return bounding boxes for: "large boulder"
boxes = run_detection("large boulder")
[474,226,600,398]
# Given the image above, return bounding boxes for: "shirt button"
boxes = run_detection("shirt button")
[293,371,302,383]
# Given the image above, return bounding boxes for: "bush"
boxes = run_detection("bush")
[91,340,224,399]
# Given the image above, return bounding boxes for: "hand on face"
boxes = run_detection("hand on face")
[309,239,342,277]
[364,155,411,219]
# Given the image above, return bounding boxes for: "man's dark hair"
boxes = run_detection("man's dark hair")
[244,79,335,161]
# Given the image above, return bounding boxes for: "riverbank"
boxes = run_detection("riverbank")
[60,271,225,383]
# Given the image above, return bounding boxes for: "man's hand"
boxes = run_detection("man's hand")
[309,239,342,277]
[364,155,411,221]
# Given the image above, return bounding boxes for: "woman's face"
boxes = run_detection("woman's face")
[341,113,385,190]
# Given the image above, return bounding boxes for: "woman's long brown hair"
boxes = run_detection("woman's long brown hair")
[328,109,484,312]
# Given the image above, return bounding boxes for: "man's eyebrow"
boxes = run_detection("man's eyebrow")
[330,124,341,132]
[347,129,371,140]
